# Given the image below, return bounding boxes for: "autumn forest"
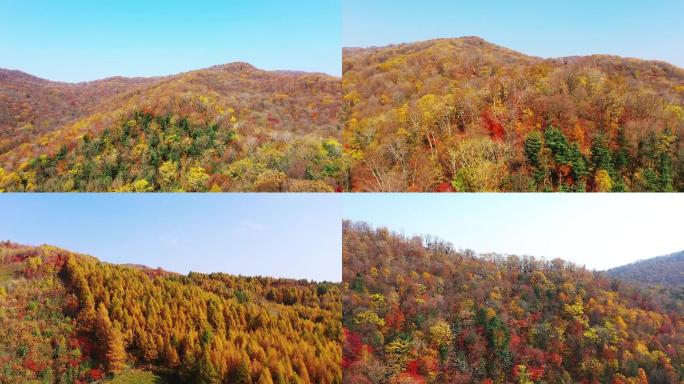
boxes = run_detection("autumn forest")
[0,64,347,192]
[2,36,683,192]
[3,3,684,382]
[343,221,684,384]
[343,37,684,191]
[0,242,341,383]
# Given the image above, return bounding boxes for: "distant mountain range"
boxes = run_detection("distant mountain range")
[343,36,684,191]
[607,250,684,286]
[0,63,345,191]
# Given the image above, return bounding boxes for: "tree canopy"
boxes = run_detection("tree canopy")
[0,241,341,383]
[343,221,684,383]
[343,37,684,191]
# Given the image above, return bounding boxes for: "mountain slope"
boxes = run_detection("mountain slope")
[342,221,684,383]
[343,36,684,191]
[607,250,684,286]
[0,241,341,383]
[0,63,346,192]
[0,68,156,155]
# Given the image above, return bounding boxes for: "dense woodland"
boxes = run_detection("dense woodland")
[0,68,156,155]
[342,221,684,383]
[343,37,684,191]
[608,251,684,287]
[0,242,341,383]
[0,63,348,192]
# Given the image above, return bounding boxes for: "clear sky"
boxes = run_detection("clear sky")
[0,0,341,82]
[343,194,684,271]
[343,0,684,68]
[0,194,341,282]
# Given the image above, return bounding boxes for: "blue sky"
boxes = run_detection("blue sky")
[0,0,341,81]
[0,194,341,281]
[343,194,684,271]
[344,0,684,68]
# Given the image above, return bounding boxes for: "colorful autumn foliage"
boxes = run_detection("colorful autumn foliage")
[342,221,684,383]
[343,37,684,191]
[0,241,341,383]
[0,111,347,192]
[0,243,92,383]
[0,63,348,192]
[0,68,156,157]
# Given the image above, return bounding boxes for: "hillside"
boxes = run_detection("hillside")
[608,250,684,286]
[0,63,347,192]
[0,68,156,155]
[343,37,684,191]
[0,241,341,383]
[342,221,684,383]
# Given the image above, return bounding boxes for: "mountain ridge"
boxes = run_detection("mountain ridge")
[1,240,336,282]
[607,250,684,286]
[0,61,340,86]
[344,36,684,72]
[0,60,346,192]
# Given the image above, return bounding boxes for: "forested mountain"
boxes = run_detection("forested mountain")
[342,221,684,383]
[608,250,684,287]
[343,37,684,191]
[0,69,156,156]
[0,241,341,383]
[0,63,347,192]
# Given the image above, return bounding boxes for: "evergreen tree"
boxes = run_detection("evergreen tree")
[544,127,571,165]
[658,152,674,191]
[613,128,630,174]
[591,133,614,173]
[524,131,542,167]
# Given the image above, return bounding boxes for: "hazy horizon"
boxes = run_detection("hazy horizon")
[343,194,684,271]
[0,194,342,282]
[0,0,341,82]
[343,0,684,68]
